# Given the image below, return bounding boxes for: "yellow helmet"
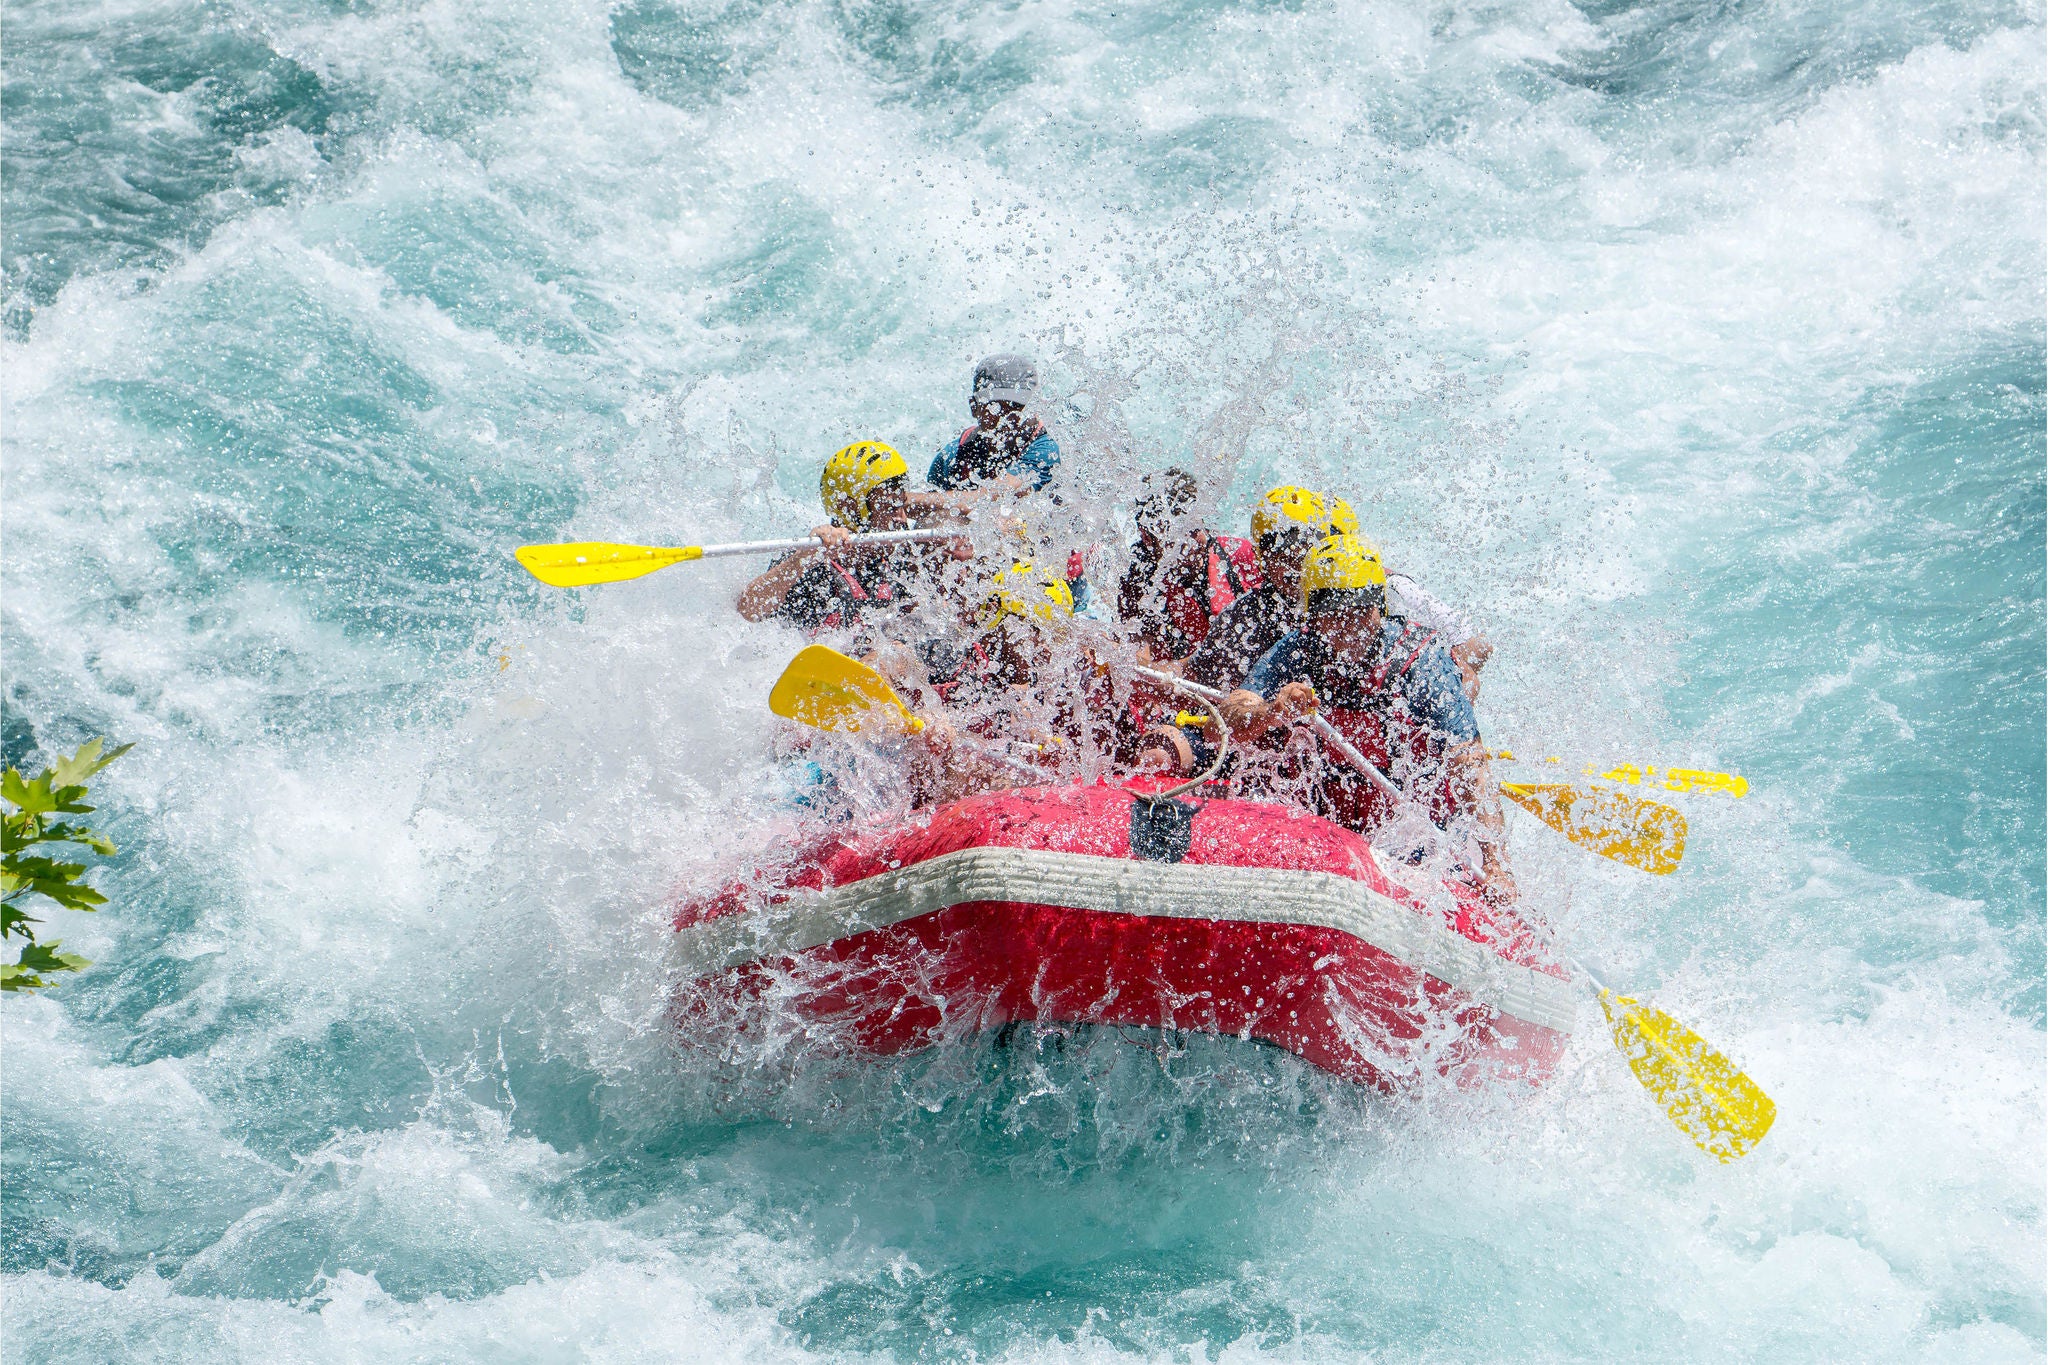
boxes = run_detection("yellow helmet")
[1250,485,1339,544]
[979,559,1075,630]
[819,441,909,526]
[1299,534,1387,610]
[1321,498,1381,558]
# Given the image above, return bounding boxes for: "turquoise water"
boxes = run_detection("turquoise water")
[3,0,2042,1357]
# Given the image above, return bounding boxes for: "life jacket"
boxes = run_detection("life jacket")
[1308,624,1458,836]
[1161,535,1262,654]
[813,556,897,634]
[926,638,996,704]
[948,418,1049,487]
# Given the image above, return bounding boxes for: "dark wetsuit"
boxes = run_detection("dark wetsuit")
[1182,583,1302,693]
[771,553,911,635]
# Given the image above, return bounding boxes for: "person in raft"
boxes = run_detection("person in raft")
[927,354,1061,496]
[1114,467,1263,662]
[1218,534,1517,902]
[1177,485,1345,692]
[1226,489,1495,704]
[736,441,927,635]
[858,558,1087,799]
[910,559,1079,706]
[1379,555,1493,703]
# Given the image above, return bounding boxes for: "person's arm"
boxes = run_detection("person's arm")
[1221,633,1315,741]
[1136,723,1198,775]
[898,491,975,526]
[1019,432,1059,490]
[1385,572,1475,646]
[1403,648,1516,900]
[1221,680,1316,742]
[1451,635,1493,702]
[908,712,1028,804]
[1444,740,1516,901]
[734,525,848,621]
[907,478,1028,524]
[1388,573,1488,701]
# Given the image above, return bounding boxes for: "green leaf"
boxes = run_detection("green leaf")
[0,739,126,989]
[36,823,116,856]
[51,739,132,789]
[0,962,47,991]
[47,784,95,815]
[2,812,46,851]
[0,855,105,911]
[3,939,90,990]
[4,854,89,882]
[1,769,57,815]
[14,939,88,972]
[20,881,105,912]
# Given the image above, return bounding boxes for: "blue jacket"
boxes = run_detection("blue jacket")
[928,421,1060,492]
[1246,621,1478,746]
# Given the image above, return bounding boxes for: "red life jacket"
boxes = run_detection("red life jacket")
[1162,535,1263,653]
[1309,625,1458,835]
[814,556,895,633]
[929,638,995,704]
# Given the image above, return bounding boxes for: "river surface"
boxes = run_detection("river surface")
[3,0,2043,1358]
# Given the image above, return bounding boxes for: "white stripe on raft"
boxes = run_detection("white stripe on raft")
[670,847,1577,1034]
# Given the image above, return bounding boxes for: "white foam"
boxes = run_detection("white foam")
[3,0,2040,1355]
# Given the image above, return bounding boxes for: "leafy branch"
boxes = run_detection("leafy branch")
[2,737,131,992]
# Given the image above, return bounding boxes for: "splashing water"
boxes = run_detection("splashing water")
[3,0,2042,1358]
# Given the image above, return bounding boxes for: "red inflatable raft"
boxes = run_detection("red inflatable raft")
[670,785,1576,1088]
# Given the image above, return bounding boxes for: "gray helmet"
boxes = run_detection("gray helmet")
[970,353,1038,407]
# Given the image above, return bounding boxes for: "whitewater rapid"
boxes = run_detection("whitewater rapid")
[3,0,2042,1358]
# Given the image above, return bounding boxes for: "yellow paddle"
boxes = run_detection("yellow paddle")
[769,645,925,735]
[1495,752,1748,799]
[768,647,1061,779]
[516,529,961,589]
[1597,984,1777,1160]
[1500,782,1688,877]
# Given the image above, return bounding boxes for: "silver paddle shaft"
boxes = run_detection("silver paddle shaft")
[693,528,963,560]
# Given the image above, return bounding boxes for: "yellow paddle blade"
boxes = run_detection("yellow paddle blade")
[1501,782,1687,875]
[1601,991,1777,1161]
[1494,753,1748,798]
[515,542,703,588]
[769,646,924,736]
[1598,763,1749,799]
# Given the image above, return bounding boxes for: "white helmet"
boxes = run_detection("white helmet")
[970,353,1038,406]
